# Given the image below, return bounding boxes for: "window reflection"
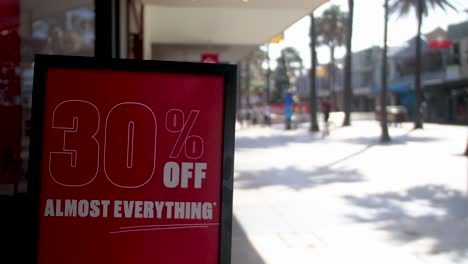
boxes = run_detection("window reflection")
[31,8,94,56]
[0,1,95,193]
[0,0,22,190]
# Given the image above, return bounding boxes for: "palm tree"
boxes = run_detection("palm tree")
[381,0,391,142]
[309,13,319,132]
[266,44,272,104]
[316,5,346,110]
[244,48,268,106]
[272,47,303,103]
[282,47,304,74]
[343,0,354,126]
[390,0,456,129]
[244,59,251,108]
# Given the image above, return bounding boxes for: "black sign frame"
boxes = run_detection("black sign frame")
[28,54,236,264]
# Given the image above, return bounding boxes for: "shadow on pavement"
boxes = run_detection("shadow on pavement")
[341,130,441,147]
[235,130,320,149]
[236,166,365,190]
[344,185,468,261]
[231,215,266,264]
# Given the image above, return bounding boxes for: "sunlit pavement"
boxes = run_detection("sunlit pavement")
[232,119,468,264]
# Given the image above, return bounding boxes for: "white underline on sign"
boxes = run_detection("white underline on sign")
[109,225,210,234]
[119,223,220,230]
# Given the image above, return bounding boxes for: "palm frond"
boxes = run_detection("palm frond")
[315,5,347,48]
[433,0,457,11]
[390,0,458,18]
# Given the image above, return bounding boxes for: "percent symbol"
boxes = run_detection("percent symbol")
[165,109,204,159]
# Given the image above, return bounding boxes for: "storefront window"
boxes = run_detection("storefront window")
[0,0,22,192]
[0,0,94,194]
[30,8,94,56]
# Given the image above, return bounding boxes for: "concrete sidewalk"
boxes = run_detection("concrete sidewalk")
[232,120,468,264]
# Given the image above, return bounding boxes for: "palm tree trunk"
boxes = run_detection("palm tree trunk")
[245,59,251,108]
[381,0,391,142]
[266,44,271,104]
[309,13,319,132]
[237,62,242,121]
[465,136,468,156]
[329,46,337,110]
[414,0,423,129]
[343,0,354,126]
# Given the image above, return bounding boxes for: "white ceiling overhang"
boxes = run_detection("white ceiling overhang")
[19,0,329,62]
[144,0,328,60]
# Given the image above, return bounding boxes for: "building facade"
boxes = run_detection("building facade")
[295,21,468,124]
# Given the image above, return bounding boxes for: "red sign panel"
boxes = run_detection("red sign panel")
[30,56,236,264]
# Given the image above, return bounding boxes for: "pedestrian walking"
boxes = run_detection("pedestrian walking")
[320,98,332,138]
[262,104,271,126]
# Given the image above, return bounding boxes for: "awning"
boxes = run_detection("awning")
[424,78,468,90]
[143,0,329,61]
[18,0,330,63]
[373,84,412,93]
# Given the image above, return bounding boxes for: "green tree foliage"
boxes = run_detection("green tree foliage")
[390,0,456,129]
[246,47,268,84]
[390,0,455,17]
[243,47,268,106]
[316,4,346,107]
[272,47,303,103]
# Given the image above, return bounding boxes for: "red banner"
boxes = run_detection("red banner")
[268,103,309,115]
[36,66,226,263]
[427,40,453,49]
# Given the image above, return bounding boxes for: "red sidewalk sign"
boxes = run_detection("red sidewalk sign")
[29,55,236,264]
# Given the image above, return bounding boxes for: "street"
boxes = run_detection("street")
[232,119,468,264]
